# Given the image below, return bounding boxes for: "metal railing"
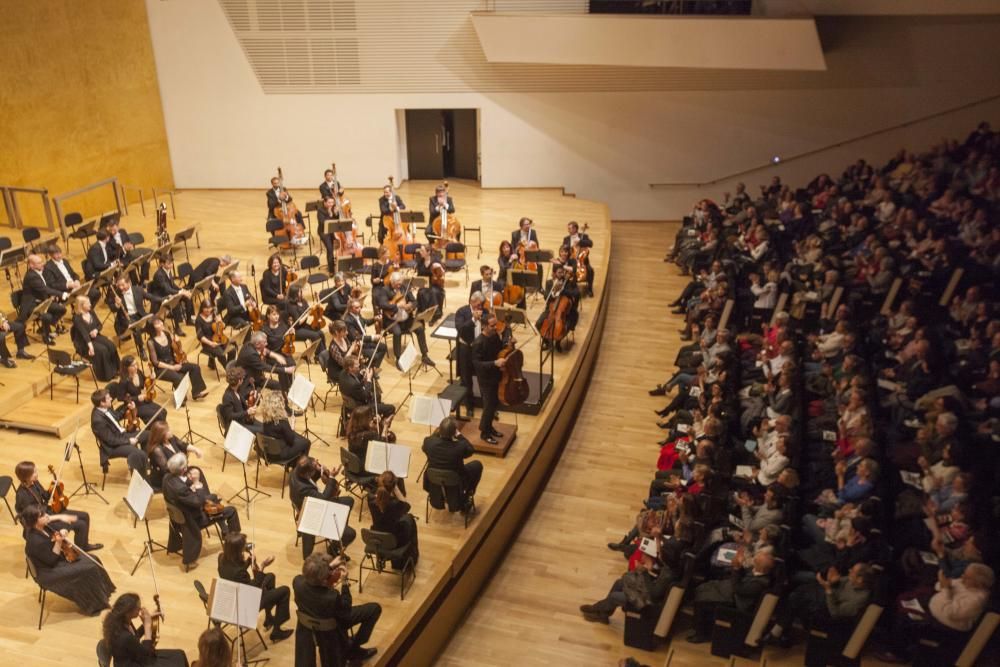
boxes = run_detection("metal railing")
[0,185,56,233]
[52,177,122,243]
[119,184,147,217]
[152,188,176,219]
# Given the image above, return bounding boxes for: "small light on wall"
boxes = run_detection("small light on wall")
[771,156,781,164]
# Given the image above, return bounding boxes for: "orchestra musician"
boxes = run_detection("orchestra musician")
[339,356,395,419]
[470,265,503,305]
[72,295,120,381]
[106,218,152,283]
[368,471,419,569]
[193,628,231,667]
[415,244,445,321]
[149,253,194,335]
[455,292,487,419]
[146,420,203,490]
[237,331,295,394]
[472,313,511,444]
[185,254,231,291]
[378,183,406,245]
[421,417,482,512]
[162,452,240,567]
[326,320,356,384]
[194,300,235,371]
[564,220,595,297]
[371,245,395,288]
[426,184,455,243]
[14,461,101,552]
[44,243,100,306]
[102,592,188,667]
[290,456,356,558]
[146,316,210,400]
[109,274,157,359]
[222,271,255,328]
[373,272,435,370]
[218,533,293,642]
[219,366,263,434]
[318,168,341,202]
[550,244,578,279]
[346,405,381,469]
[317,195,340,273]
[19,253,68,345]
[90,388,150,478]
[260,254,288,307]
[267,176,304,225]
[84,229,117,280]
[112,355,165,425]
[292,553,382,664]
[537,265,580,353]
[344,297,386,369]
[511,216,540,249]
[0,313,33,367]
[257,389,312,461]
[320,272,350,322]
[260,305,290,354]
[497,240,515,275]
[285,284,325,349]
[20,504,115,617]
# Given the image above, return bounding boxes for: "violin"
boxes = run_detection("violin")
[539,286,572,344]
[143,372,157,402]
[431,261,446,289]
[285,267,298,292]
[47,464,70,514]
[49,528,79,563]
[204,498,226,516]
[272,166,305,250]
[281,328,296,356]
[171,335,187,363]
[246,378,258,409]
[497,339,529,406]
[248,302,264,331]
[150,593,163,646]
[211,317,229,345]
[308,302,325,330]
[124,400,141,432]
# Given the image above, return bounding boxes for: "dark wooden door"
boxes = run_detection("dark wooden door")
[405,110,445,180]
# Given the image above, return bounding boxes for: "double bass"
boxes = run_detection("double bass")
[272,167,306,250]
[330,163,361,257]
[381,176,410,262]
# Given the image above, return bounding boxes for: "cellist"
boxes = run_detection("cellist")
[472,313,512,445]
[379,184,406,245]
[426,184,455,243]
[536,265,580,353]
[267,177,304,226]
[564,221,595,297]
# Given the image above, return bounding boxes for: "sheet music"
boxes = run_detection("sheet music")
[899,470,922,489]
[435,325,457,339]
[223,421,254,464]
[287,374,315,411]
[639,537,658,558]
[173,373,191,409]
[735,465,754,478]
[209,578,263,629]
[409,395,452,426]
[297,496,351,541]
[397,344,418,373]
[365,440,412,478]
[125,473,154,520]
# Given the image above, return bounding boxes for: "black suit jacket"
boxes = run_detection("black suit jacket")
[563,233,594,250]
[372,284,415,330]
[162,472,204,524]
[266,188,291,217]
[454,305,485,345]
[379,194,405,217]
[472,331,505,386]
[319,179,341,202]
[42,260,79,293]
[91,407,132,449]
[85,241,114,279]
[110,284,153,333]
[149,266,180,298]
[187,257,221,288]
[223,284,253,323]
[421,434,475,495]
[470,279,503,300]
[511,229,540,248]
[343,312,374,344]
[292,575,352,635]
[339,371,373,406]
[427,196,455,237]
[236,343,272,387]
[260,269,286,305]
[19,270,63,318]
[219,386,253,430]
[289,472,337,511]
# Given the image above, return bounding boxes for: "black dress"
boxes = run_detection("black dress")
[218,556,291,631]
[106,622,189,667]
[113,373,166,424]
[194,315,233,368]
[262,419,311,461]
[72,312,120,381]
[149,335,208,396]
[25,529,115,615]
[366,494,419,569]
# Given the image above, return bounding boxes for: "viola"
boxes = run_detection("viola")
[171,336,187,363]
[431,262,446,289]
[309,302,325,330]
[123,401,141,432]
[249,304,264,331]
[281,328,296,356]
[246,379,258,409]
[204,498,226,516]
[497,340,529,406]
[143,373,157,402]
[285,267,298,292]
[50,529,78,563]
[211,317,228,345]
[47,464,69,514]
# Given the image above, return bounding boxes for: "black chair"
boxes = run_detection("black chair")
[48,348,99,403]
[424,468,475,528]
[0,236,12,252]
[339,447,375,520]
[65,212,94,254]
[254,434,298,498]
[359,528,415,600]
[401,243,422,270]
[0,475,16,523]
[215,405,230,471]
[443,242,469,283]
[25,557,48,629]
[300,255,329,295]
[164,501,225,571]
[21,227,41,248]
[296,610,347,667]
[96,639,111,667]
[193,579,220,629]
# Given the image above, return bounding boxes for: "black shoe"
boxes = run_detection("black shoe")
[668,300,681,307]
[679,333,692,341]
[648,385,666,396]
[541,339,551,351]
[263,616,274,630]
[582,610,610,624]
[83,543,104,552]
[686,633,710,644]
[43,334,57,345]
[421,355,436,367]
[671,307,685,314]
[457,413,472,422]
[490,428,503,438]
[607,542,627,552]
[655,408,670,417]
[174,329,186,337]
[1,359,15,369]
[207,360,217,371]
[348,646,377,662]
[269,628,293,642]
[482,435,498,445]
[16,350,35,360]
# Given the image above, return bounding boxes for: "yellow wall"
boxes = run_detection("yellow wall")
[0,0,173,230]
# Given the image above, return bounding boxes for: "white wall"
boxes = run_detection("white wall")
[146,1,1000,219]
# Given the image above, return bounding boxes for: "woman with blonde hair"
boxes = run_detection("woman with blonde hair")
[258,389,311,461]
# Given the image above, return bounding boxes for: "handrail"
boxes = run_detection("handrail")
[119,184,146,217]
[52,177,122,245]
[649,92,1000,188]
[0,185,56,233]
[152,188,176,219]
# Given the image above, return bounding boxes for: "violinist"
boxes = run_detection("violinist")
[237,331,295,393]
[261,304,291,354]
[422,416,482,511]
[149,253,194,335]
[260,253,288,307]
[470,265,503,306]
[290,455,356,558]
[368,471,419,569]
[293,553,381,664]
[146,317,210,400]
[20,504,115,617]
[371,245,395,288]
[373,272,435,369]
[344,297,387,369]
[415,244,446,321]
[285,284,325,348]
[320,272,350,321]
[536,265,580,353]
[219,366,263,434]
[340,356,395,419]
[455,292,487,418]
[326,320,357,383]
[109,274,155,359]
[14,461,100,552]
[258,389,312,461]
[426,184,455,243]
[72,294,120,381]
[90,388,151,478]
[102,592,188,667]
[195,300,234,371]
[146,421,203,490]
[564,221,595,297]
[378,184,406,245]
[346,404,383,468]
[163,452,241,567]
[193,628,231,667]
[113,355,165,424]
[472,314,511,445]
[218,533,293,642]
[267,176,304,225]
[317,195,340,272]
[222,270,255,328]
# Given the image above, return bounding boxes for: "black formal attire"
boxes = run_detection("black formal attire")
[421,433,482,510]
[90,407,150,478]
[293,575,381,666]
[186,257,221,288]
[319,179,341,202]
[261,320,289,355]
[194,314,233,369]
[112,372,165,424]
[218,556,291,632]
[262,419,311,461]
[372,284,429,360]
[109,284,156,353]
[326,338,351,385]
[320,285,349,322]
[105,622,188,667]
[286,298,325,347]
[162,472,240,565]
[339,370,394,418]
[260,268,287,307]
[149,266,191,329]
[148,334,208,396]
[289,472,356,559]
[564,232,595,294]
[18,268,66,337]
[367,494,419,569]
[535,280,580,343]
[219,383,263,434]
[472,329,508,438]
[415,258,445,320]
[72,311,120,381]
[0,318,30,359]
[110,228,153,284]
[148,439,199,490]
[266,187,303,225]
[455,305,486,414]
[16,482,93,548]
[690,568,772,639]
[371,261,394,288]
[470,279,503,302]
[511,228,540,249]
[378,194,406,245]
[316,206,340,272]
[222,284,253,328]
[44,257,100,305]
[24,529,114,616]
[84,240,115,280]
[347,427,380,468]
[344,310,386,369]
[236,343,292,393]
[426,196,455,242]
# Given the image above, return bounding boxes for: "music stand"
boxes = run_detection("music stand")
[323,220,355,236]
[220,259,242,282]
[224,421,269,505]
[173,226,199,263]
[191,273,218,312]
[124,473,165,575]
[511,269,541,300]
[153,242,183,263]
[409,305,441,377]
[288,373,329,447]
[495,306,528,330]
[157,291,185,321]
[66,421,108,504]
[337,256,365,284]
[67,279,94,303]
[124,250,154,283]
[121,313,154,356]
[26,297,54,345]
[293,338,321,382]
[0,245,27,287]
[174,373,216,447]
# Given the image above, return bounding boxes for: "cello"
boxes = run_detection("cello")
[539,277,573,345]
[430,181,461,250]
[497,338,529,406]
[381,176,410,262]
[571,222,591,284]
[272,167,306,250]
[331,163,361,257]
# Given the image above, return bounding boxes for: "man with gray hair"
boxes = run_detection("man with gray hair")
[237,330,295,393]
[162,452,241,566]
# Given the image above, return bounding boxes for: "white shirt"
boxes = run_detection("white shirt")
[123,288,138,316]
[53,260,72,283]
[34,269,46,286]
[234,286,246,308]
[102,408,125,433]
[99,242,108,264]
